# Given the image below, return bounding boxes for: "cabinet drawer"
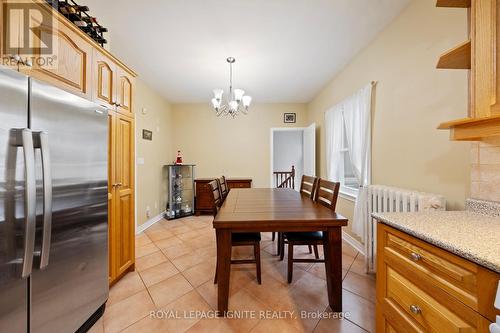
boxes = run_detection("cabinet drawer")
[227,181,252,189]
[386,267,476,333]
[378,223,500,322]
[385,230,478,308]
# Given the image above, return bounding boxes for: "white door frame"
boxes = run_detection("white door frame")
[270,127,306,188]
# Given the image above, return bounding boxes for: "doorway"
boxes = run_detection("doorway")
[270,123,316,189]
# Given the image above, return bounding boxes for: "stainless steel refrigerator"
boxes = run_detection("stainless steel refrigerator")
[0,66,109,332]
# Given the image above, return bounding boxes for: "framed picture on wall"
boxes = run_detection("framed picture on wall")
[284,113,296,123]
[142,129,153,141]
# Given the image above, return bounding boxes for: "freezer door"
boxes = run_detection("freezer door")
[0,68,29,332]
[30,79,109,333]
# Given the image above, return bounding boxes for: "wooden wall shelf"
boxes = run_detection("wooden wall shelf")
[436,40,471,69]
[436,0,471,8]
[438,115,500,140]
[436,0,499,141]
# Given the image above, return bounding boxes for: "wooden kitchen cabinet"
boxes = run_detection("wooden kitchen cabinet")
[92,50,135,116]
[376,223,499,332]
[108,111,135,284]
[20,4,92,99]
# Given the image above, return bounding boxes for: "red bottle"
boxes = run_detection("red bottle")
[175,150,183,165]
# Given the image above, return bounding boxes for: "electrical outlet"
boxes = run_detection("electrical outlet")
[154,201,158,209]
[146,206,151,218]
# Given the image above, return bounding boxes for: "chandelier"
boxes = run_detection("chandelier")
[211,57,252,117]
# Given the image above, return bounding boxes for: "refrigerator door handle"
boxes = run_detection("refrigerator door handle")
[34,131,52,269]
[20,129,36,278]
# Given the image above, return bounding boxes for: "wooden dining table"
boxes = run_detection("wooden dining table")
[213,188,348,316]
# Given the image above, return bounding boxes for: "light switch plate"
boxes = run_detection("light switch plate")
[137,157,145,165]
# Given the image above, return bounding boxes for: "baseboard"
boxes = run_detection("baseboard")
[136,211,166,234]
[342,231,365,256]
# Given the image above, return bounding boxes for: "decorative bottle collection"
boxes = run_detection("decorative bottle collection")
[45,0,108,46]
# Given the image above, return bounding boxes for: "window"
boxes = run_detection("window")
[325,83,372,200]
[341,124,360,198]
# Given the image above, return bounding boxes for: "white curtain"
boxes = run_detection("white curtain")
[325,83,373,241]
[325,104,345,184]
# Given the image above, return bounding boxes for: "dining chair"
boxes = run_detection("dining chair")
[218,176,229,201]
[276,175,319,256]
[209,180,262,285]
[299,175,318,198]
[282,179,340,283]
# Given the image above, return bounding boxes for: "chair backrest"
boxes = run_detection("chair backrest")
[314,179,340,211]
[208,179,222,216]
[219,176,228,199]
[300,175,318,199]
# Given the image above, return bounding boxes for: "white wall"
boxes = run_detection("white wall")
[172,103,308,188]
[273,130,303,189]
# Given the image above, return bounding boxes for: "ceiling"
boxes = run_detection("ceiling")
[81,0,410,103]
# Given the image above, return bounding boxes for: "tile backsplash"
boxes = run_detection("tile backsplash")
[471,137,500,202]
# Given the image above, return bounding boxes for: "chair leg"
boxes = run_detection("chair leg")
[254,243,261,285]
[279,234,285,261]
[287,243,294,284]
[276,232,281,256]
[308,245,313,254]
[272,232,275,241]
[214,256,218,284]
[313,245,320,259]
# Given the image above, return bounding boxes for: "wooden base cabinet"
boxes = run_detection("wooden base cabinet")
[108,111,135,285]
[376,223,498,333]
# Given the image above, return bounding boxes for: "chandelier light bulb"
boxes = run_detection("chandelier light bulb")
[211,98,220,110]
[213,89,223,101]
[234,89,245,102]
[229,100,238,111]
[242,95,252,108]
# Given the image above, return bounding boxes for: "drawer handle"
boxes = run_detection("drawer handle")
[410,305,421,315]
[409,252,422,262]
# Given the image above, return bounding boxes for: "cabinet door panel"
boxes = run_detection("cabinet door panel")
[116,190,133,275]
[115,115,135,277]
[25,14,91,98]
[0,0,21,70]
[93,50,115,108]
[115,67,133,116]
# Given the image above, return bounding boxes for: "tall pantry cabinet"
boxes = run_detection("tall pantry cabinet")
[98,59,136,285]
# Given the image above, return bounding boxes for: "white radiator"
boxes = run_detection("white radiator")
[365,185,446,273]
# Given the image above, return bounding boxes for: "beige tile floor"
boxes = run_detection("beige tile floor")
[89,215,376,333]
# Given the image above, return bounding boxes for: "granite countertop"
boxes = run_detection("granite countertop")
[372,211,500,274]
